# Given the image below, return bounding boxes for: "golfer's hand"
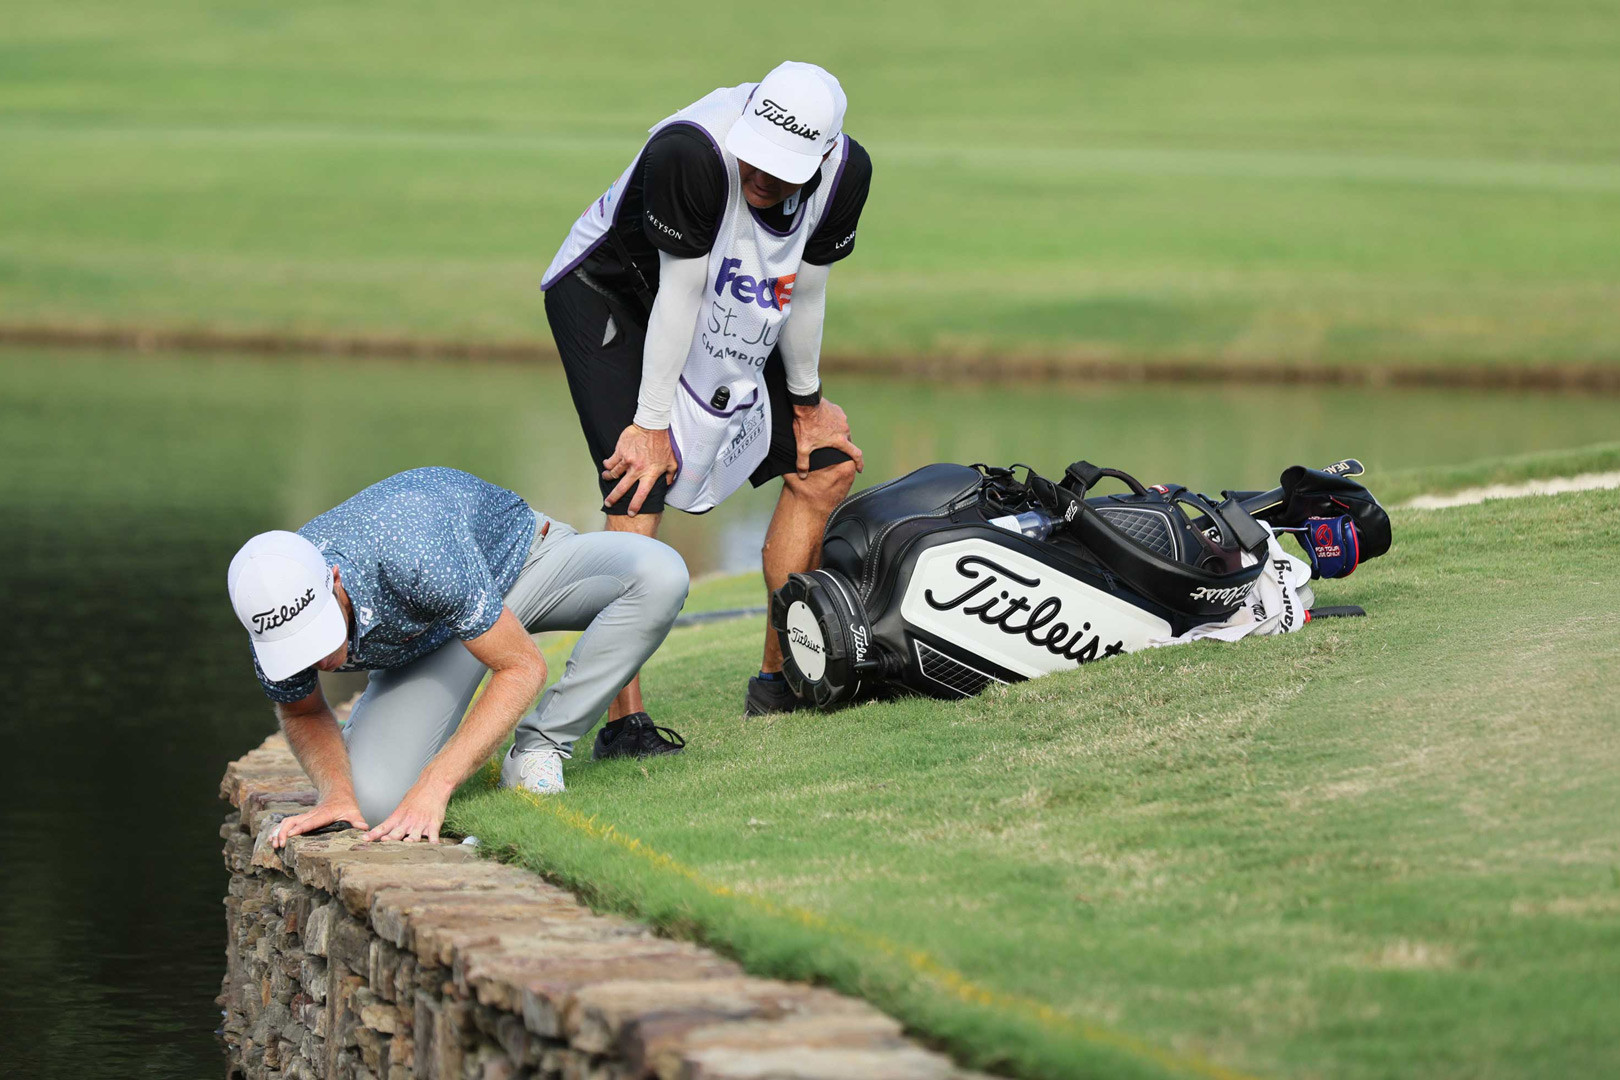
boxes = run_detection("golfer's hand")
[271,796,368,848]
[791,398,864,479]
[364,783,448,845]
[602,424,678,515]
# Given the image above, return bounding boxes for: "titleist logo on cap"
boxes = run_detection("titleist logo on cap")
[753,98,820,142]
[252,587,316,633]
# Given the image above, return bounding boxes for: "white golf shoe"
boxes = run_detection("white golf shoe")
[501,745,566,795]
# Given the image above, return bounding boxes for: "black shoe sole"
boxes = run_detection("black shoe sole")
[593,740,684,761]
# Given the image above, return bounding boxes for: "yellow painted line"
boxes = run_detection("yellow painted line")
[512,789,1263,1080]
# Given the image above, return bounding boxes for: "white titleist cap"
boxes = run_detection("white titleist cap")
[725,61,846,185]
[227,530,347,682]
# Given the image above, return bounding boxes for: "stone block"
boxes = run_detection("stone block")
[477,946,743,1037]
[225,832,257,874]
[391,952,419,1004]
[414,993,442,1078]
[302,955,330,1003]
[270,964,297,1005]
[567,979,873,1062]
[369,888,612,951]
[674,1045,959,1080]
[359,1000,404,1035]
[251,800,320,836]
[329,973,367,1072]
[304,899,343,957]
[469,1043,520,1080]
[646,1014,907,1079]
[335,858,533,919]
[368,937,404,1000]
[493,1012,540,1068]
[329,913,375,976]
[355,1022,388,1072]
[389,1027,416,1071]
[288,838,479,897]
[429,997,470,1080]
[234,774,319,814]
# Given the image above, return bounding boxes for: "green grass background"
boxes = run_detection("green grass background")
[451,469,1620,1080]
[5,1,1620,365]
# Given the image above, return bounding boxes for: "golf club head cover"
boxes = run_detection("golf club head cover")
[1286,514,1361,579]
[1262,465,1392,560]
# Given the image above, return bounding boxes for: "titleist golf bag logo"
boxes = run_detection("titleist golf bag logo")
[252,587,315,634]
[787,626,824,657]
[850,624,869,661]
[753,98,821,142]
[923,555,1126,665]
[1188,582,1255,606]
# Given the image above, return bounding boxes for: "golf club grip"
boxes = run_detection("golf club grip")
[1309,605,1366,618]
[1234,458,1365,516]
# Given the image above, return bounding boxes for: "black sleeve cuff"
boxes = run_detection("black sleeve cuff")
[788,385,822,407]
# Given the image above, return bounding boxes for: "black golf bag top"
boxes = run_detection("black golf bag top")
[771,458,1390,706]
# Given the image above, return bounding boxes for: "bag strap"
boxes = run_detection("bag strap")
[1064,460,1150,497]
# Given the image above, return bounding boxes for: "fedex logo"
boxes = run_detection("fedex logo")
[714,258,795,311]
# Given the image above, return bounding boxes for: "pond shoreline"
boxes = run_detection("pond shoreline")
[6,322,1618,393]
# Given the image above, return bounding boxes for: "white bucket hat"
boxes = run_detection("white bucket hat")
[725,61,847,185]
[227,530,348,681]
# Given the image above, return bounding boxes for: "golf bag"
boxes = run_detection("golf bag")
[771,458,1390,706]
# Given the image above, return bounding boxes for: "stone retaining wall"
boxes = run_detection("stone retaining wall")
[220,735,988,1080]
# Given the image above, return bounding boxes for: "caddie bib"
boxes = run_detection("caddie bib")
[543,84,850,513]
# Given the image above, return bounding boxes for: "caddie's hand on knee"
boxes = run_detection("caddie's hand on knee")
[364,784,448,844]
[271,796,368,848]
[792,398,864,479]
[602,423,678,516]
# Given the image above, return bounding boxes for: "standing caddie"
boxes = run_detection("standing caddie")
[542,60,873,718]
[227,467,690,844]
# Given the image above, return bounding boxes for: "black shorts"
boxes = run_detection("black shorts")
[544,269,851,516]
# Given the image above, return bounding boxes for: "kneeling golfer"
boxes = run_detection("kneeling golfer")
[227,467,689,846]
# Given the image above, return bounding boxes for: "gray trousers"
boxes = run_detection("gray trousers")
[343,513,689,824]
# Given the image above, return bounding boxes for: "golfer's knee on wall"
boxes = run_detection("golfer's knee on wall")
[787,459,858,511]
[351,763,414,829]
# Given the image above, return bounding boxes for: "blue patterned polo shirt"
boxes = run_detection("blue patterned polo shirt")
[253,467,536,702]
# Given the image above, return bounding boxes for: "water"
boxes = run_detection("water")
[2,348,1615,1076]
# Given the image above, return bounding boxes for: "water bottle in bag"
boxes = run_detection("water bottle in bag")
[987,510,1055,541]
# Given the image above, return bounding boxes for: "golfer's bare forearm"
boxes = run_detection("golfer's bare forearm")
[418,662,545,795]
[275,701,357,802]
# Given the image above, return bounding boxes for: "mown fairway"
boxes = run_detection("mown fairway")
[5,1,1620,365]
[450,457,1620,1080]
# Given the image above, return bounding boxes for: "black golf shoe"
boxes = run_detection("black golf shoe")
[743,674,807,718]
[592,713,686,760]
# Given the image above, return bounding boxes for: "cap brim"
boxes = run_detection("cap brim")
[724,121,823,185]
[253,594,348,683]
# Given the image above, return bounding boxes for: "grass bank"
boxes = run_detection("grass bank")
[5,2,1620,366]
[447,451,1620,1080]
